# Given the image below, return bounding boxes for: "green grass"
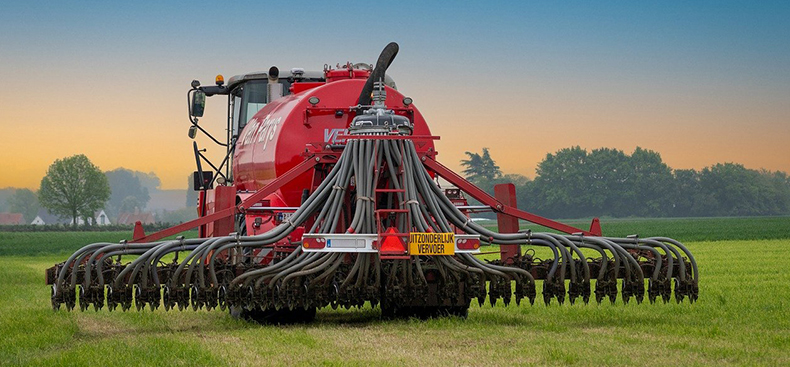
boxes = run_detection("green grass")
[0,230,199,257]
[0,217,786,258]
[483,216,790,242]
[0,241,789,365]
[1,219,789,365]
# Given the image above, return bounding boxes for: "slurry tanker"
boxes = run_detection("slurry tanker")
[47,43,698,322]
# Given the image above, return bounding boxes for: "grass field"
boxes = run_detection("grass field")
[1,218,789,366]
[0,230,200,257]
[483,216,790,242]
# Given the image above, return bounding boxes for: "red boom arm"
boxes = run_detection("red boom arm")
[422,157,601,236]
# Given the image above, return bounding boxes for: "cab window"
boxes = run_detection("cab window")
[231,79,295,138]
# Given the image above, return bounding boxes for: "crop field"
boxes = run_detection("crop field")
[1,217,789,366]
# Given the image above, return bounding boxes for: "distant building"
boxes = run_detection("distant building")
[69,210,111,226]
[95,210,110,225]
[116,210,155,225]
[31,209,110,226]
[0,213,25,225]
[31,210,69,225]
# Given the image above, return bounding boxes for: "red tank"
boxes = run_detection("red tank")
[232,78,434,207]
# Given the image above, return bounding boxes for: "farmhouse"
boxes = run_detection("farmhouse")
[31,210,111,226]
[69,210,111,226]
[0,213,25,225]
[31,210,69,225]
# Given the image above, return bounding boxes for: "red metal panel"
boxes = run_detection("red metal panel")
[589,217,603,236]
[132,221,146,241]
[132,206,237,243]
[494,183,520,263]
[290,82,324,94]
[198,190,206,237]
[205,186,236,237]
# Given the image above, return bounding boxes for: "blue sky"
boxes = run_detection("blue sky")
[1,1,788,188]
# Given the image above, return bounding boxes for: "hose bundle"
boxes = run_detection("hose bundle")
[50,137,698,317]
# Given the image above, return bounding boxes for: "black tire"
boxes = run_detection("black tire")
[230,306,316,324]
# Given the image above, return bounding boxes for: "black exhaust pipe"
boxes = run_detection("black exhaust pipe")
[357,42,399,107]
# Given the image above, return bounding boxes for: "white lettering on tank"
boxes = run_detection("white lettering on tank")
[258,116,282,151]
[238,115,282,150]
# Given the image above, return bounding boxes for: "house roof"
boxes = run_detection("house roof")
[116,211,155,225]
[0,213,25,225]
[33,209,70,225]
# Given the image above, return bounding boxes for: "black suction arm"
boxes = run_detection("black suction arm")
[357,42,399,107]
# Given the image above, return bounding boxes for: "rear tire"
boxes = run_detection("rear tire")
[230,306,316,324]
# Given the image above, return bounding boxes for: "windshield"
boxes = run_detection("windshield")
[242,81,267,126]
[231,79,297,138]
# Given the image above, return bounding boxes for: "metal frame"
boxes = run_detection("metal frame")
[133,141,600,246]
[131,157,321,243]
[422,157,600,236]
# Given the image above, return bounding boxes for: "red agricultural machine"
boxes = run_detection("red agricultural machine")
[47,43,698,322]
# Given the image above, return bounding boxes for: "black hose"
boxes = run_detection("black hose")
[357,42,399,107]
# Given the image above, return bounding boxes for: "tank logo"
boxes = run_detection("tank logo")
[239,114,282,150]
[324,128,347,144]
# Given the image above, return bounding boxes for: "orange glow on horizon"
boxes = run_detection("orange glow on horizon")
[1,51,788,190]
[2,89,788,191]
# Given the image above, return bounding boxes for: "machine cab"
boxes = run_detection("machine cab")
[187,64,392,187]
[187,68,325,186]
[225,68,326,139]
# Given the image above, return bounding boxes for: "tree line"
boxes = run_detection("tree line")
[3,155,167,225]
[3,154,201,227]
[462,147,790,218]
[6,149,788,226]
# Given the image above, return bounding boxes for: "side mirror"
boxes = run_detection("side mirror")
[188,125,197,139]
[191,90,206,117]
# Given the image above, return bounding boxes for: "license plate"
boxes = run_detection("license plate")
[408,232,455,256]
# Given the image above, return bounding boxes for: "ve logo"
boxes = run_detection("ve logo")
[324,128,347,144]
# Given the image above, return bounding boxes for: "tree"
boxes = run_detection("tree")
[0,188,14,212]
[760,170,790,214]
[105,168,150,217]
[7,188,41,223]
[134,171,161,191]
[531,146,590,218]
[670,169,702,216]
[186,173,199,208]
[461,148,501,183]
[585,147,631,216]
[696,163,789,217]
[119,195,144,213]
[39,155,110,227]
[622,147,674,216]
[531,146,676,218]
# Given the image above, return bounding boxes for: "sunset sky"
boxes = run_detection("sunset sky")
[1,1,788,190]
